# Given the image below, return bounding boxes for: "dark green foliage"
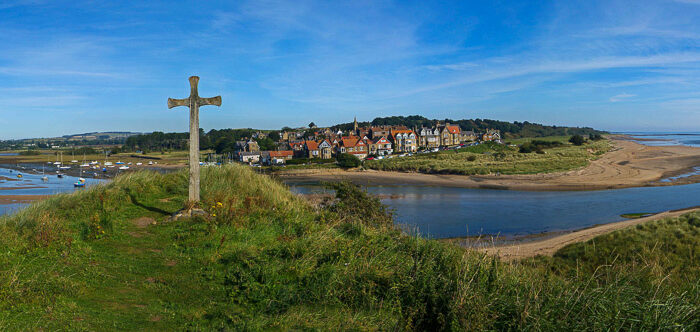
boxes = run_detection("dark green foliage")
[336,153,361,168]
[18,150,41,156]
[569,134,585,146]
[589,133,604,140]
[324,182,393,228]
[255,137,277,151]
[519,140,563,153]
[267,131,280,142]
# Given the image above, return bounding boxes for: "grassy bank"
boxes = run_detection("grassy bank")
[365,136,611,175]
[0,164,697,330]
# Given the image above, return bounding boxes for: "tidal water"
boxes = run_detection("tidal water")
[622,132,700,148]
[288,182,700,239]
[0,167,105,216]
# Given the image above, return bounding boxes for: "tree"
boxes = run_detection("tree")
[569,135,585,146]
[268,131,281,142]
[308,122,316,128]
[337,153,361,168]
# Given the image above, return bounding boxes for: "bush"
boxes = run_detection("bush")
[466,155,477,161]
[18,150,41,156]
[589,133,604,141]
[569,135,585,146]
[337,153,361,168]
[519,142,537,153]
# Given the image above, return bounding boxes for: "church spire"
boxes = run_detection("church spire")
[353,116,358,132]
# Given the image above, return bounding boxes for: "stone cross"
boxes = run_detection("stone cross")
[168,76,221,205]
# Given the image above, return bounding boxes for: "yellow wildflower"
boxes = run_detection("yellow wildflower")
[217,202,223,207]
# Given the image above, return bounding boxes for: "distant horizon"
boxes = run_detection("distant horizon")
[1,1,698,139]
[2,116,699,141]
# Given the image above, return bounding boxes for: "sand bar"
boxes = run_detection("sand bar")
[479,207,700,261]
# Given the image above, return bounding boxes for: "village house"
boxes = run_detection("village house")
[238,151,260,163]
[370,126,392,140]
[482,129,502,142]
[303,140,320,159]
[245,139,260,152]
[318,140,333,159]
[337,136,368,159]
[368,136,393,156]
[418,127,440,149]
[261,150,293,165]
[460,131,478,143]
[440,124,461,147]
[289,141,306,158]
[390,129,417,153]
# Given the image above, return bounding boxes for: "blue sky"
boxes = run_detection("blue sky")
[0,0,699,139]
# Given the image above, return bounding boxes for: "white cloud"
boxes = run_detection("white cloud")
[610,93,636,102]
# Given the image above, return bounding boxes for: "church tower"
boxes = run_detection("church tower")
[353,116,358,132]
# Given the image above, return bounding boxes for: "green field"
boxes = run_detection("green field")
[365,136,611,175]
[0,164,697,330]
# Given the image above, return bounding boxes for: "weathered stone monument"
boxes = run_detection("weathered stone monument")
[168,76,221,215]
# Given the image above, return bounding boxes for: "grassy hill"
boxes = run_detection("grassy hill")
[0,165,698,330]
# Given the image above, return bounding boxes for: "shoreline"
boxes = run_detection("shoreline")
[276,136,700,191]
[477,207,700,261]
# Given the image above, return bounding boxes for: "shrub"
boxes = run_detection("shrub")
[18,150,41,156]
[569,135,585,146]
[337,153,361,168]
[466,155,477,161]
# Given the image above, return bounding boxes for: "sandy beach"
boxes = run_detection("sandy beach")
[276,136,700,191]
[479,207,700,261]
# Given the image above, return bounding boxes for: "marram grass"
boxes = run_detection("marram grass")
[0,164,697,330]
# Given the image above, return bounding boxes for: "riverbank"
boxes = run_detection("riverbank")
[276,136,700,191]
[478,207,700,261]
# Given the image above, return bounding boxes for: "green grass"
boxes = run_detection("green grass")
[0,164,698,330]
[620,212,653,219]
[365,137,611,175]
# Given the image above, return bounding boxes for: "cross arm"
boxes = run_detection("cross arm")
[168,98,190,109]
[198,96,222,107]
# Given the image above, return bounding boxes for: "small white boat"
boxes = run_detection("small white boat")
[119,166,129,170]
[71,160,78,163]
[136,162,142,166]
[80,163,89,167]
[104,162,113,166]
[59,166,71,170]
[53,161,62,165]
[148,161,153,165]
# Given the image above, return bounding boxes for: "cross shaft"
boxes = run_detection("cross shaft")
[168,76,221,204]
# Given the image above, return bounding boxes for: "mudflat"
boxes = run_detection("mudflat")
[0,194,50,204]
[276,136,700,191]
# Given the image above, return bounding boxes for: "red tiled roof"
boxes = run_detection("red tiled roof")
[305,140,319,150]
[269,150,293,157]
[446,125,461,134]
